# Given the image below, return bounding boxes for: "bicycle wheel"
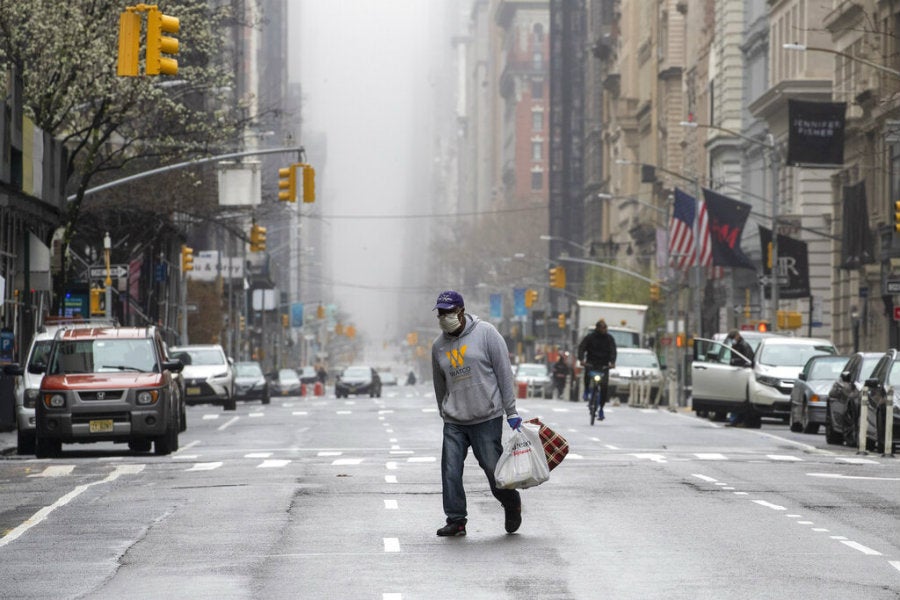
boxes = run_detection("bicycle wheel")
[588,386,596,426]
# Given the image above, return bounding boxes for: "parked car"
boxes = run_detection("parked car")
[272,368,302,396]
[788,355,848,434]
[747,337,837,426]
[335,365,381,398]
[18,325,184,457]
[824,352,882,447]
[859,349,900,454]
[514,363,552,398]
[233,361,270,404]
[298,365,318,385]
[169,344,235,411]
[11,319,113,455]
[609,348,663,403]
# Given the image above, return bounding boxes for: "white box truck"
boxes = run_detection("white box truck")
[576,300,647,348]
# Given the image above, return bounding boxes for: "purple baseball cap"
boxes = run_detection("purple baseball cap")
[433,290,464,310]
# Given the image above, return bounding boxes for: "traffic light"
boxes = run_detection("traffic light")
[146,7,179,76]
[557,313,566,329]
[301,164,316,203]
[180,245,194,272]
[317,304,325,319]
[766,241,773,269]
[116,9,141,77]
[250,224,267,252]
[282,314,289,328]
[239,315,245,331]
[525,289,538,308]
[895,200,900,233]
[406,332,418,346]
[549,266,567,289]
[345,325,356,338]
[649,283,660,302]
[757,321,769,333]
[777,310,803,330]
[90,288,104,316]
[278,165,297,202]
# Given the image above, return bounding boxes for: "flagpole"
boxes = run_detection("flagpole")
[768,134,780,328]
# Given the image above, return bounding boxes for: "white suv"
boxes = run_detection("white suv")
[169,344,235,411]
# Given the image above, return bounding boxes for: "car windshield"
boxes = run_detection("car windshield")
[235,363,263,377]
[757,343,835,367]
[175,349,225,366]
[617,352,659,368]
[807,357,848,380]
[517,364,547,377]
[28,340,53,368]
[278,369,299,383]
[50,339,156,374]
[889,360,900,387]
[859,356,881,382]
[300,366,316,376]
[344,367,370,378]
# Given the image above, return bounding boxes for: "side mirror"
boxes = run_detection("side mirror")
[840,371,851,383]
[163,360,184,373]
[27,363,46,375]
[864,377,879,388]
[798,373,807,381]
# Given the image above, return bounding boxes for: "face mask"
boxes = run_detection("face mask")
[439,311,462,333]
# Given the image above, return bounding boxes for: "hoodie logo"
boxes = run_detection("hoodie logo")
[446,346,467,369]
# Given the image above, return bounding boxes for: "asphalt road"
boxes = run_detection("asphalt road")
[0,386,898,599]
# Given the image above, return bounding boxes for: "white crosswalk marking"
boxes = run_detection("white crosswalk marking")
[186,462,223,471]
[29,465,75,477]
[383,538,400,552]
[332,458,363,465]
[202,414,220,420]
[258,459,291,468]
[318,451,342,456]
[767,454,802,461]
[695,453,727,460]
[245,452,273,458]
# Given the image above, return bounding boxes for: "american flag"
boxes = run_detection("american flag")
[668,188,722,277]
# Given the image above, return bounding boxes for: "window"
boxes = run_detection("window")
[532,111,543,131]
[532,141,543,160]
[531,171,543,190]
[531,79,544,98]
[533,52,543,69]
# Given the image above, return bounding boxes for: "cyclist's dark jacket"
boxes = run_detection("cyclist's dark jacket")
[577,330,617,368]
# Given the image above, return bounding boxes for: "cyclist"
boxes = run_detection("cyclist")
[577,319,617,419]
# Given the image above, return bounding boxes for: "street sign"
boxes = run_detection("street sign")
[89,265,128,280]
[887,280,900,294]
[894,306,900,322]
[660,336,672,347]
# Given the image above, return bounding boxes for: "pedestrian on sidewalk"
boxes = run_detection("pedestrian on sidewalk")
[431,290,523,537]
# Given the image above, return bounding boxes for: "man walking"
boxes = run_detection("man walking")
[431,290,523,537]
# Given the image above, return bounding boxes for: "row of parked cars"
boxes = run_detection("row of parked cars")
[691,332,900,453]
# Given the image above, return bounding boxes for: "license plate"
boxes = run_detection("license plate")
[89,419,114,433]
[186,386,201,395]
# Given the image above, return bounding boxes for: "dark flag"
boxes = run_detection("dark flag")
[840,181,875,270]
[759,226,810,299]
[787,100,846,166]
[701,188,756,269]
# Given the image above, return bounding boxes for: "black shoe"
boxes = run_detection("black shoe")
[504,505,522,534]
[436,519,467,537]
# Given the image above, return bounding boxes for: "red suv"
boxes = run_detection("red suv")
[33,325,185,457]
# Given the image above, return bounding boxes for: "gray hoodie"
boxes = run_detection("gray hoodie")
[431,314,517,425]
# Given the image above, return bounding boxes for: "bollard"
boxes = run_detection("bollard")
[857,393,868,455]
[883,402,895,457]
[517,381,527,399]
[314,381,324,396]
[668,374,678,412]
[628,378,636,406]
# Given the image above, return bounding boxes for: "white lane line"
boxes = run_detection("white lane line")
[385,462,398,470]
[386,429,394,433]
[258,459,291,468]
[332,458,363,466]
[389,438,398,443]
[767,454,802,461]
[0,464,144,548]
[889,561,900,573]
[808,473,900,481]
[186,462,223,471]
[282,402,294,407]
[318,451,342,457]
[695,453,727,460]
[797,521,814,525]
[753,500,786,511]
[202,414,219,420]
[407,457,435,463]
[384,499,398,510]
[733,492,748,495]
[245,452,273,458]
[391,445,401,450]
[756,431,834,454]
[383,538,400,552]
[835,457,879,464]
[840,541,882,555]
[422,407,438,412]
[29,465,76,478]
[292,411,308,416]
[217,416,239,431]
[336,410,352,415]
[692,474,718,483]
[812,528,829,532]
[385,475,398,483]
[567,453,584,459]
[389,450,414,455]
[631,453,667,463]
[786,514,802,518]
[249,412,264,418]
[830,536,848,540]
[603,443,618,449]
[172,454,199,460]
[378,410,394,414]
[176,440,201,454]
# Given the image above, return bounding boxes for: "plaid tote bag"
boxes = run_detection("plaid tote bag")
[525,417,569,471]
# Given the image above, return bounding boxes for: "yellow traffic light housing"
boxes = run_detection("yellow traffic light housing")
[146,8,179,76]
[317,304,325,319]
[117,10,141,77]
[180,245,194,272]
[250,224,267,252]
[302,164,316,203]
[649,283,660,302]
[557,313,566,329]
[894,200,900,233]
[525,289,538,308]
[90,288,104,316]
[282,314,289,328]
[278,165,297,202]
[239,315,246,331]
[549,266,567,289]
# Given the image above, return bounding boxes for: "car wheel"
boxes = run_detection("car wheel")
[17,429,36,455]
[128,439,152,453]
[801,403,819,434]
[824,406,843,445]
[224,393,236,411]
[789,406,803,433]
[179,401,187,432]
[35,435,61,459]
[155,412,179,455]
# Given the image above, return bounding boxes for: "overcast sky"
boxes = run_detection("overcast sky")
[289,1,452,356]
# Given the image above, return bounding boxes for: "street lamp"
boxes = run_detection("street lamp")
[103,232,112,319]
[595,192,667,219]
[680,120,781,327]
[539,234,589,255]
[783,43,900,78]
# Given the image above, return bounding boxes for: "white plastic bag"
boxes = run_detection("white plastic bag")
[494,422,550,489]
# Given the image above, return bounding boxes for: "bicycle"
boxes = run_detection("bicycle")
[586,366,608,426]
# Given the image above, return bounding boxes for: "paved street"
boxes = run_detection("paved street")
[0,385,899,599]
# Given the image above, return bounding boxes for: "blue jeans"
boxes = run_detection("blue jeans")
[441,416,521,523]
